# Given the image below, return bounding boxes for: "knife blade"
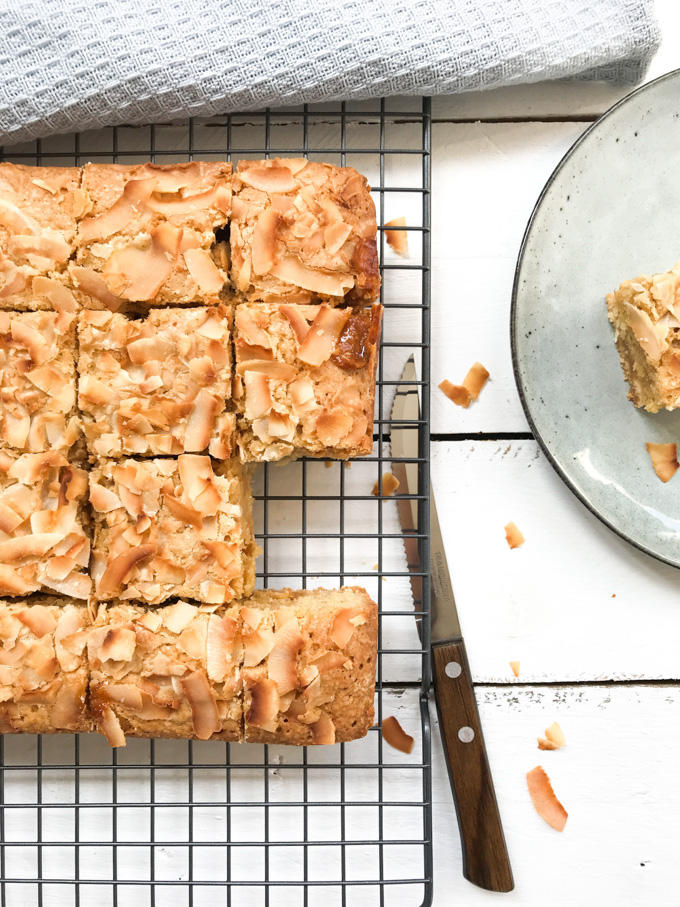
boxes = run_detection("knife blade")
[390,356,514,893]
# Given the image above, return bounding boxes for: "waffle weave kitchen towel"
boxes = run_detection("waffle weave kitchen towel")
[0,0,660,145]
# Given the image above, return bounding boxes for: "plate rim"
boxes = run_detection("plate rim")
[510,67,680,570]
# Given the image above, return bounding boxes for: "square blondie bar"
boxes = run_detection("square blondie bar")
[234,302,381,461]
[607,260,680,411]
[0,163,83,311]
[78,306,234,458]
[0,452,91,599]
[71,162,231,311]
[88,600,242,745]
[231,158,379,305]
[0,597,91,734]
[241,587,377,745]
[90,455,258,605]
[0,310,81,454]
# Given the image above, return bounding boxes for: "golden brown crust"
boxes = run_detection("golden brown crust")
[234,302,381,462]
[231,158,379,305]
[0,310,81,454]
[77,307,234,458]
[0,596,91,734]
[0,452,91,599]
[0,164,82,311]
[241,586,377,745]
[73,162,231,311]
[88,600,242,744]
[89,456,258,605]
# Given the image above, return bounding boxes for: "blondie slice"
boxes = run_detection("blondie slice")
[78,306,234,458]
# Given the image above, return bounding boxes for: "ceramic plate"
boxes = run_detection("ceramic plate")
[512,69,680,568]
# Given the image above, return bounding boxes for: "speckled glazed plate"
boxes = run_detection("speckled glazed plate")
[512,69,680,569]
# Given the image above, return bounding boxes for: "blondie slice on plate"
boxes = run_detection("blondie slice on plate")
[234,302,382,461]
[88,600,242,744]
[78,306,234,458]
[607,259,680,411]
[71,162,231,311]
[230,158,379,305]
[89,455,258,605]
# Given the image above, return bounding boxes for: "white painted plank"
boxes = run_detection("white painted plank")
[431,121,586,434]
[432,0,680,121]
[431,683,680,905]
[431,440,680,683]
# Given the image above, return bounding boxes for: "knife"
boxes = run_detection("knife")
[390,356,514,893]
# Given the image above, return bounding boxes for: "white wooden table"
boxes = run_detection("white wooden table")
[427,2,680,902]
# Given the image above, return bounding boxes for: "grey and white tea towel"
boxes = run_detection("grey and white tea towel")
[0,0,661,146]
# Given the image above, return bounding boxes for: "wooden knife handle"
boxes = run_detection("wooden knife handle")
[432,638,514,892]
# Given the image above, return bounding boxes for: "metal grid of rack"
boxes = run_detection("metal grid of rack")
[0,97,432,906]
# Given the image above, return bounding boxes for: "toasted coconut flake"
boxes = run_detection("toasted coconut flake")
[79,178,155,242]
[102,224,181,301]
[32,178,58,195]
[178,623,208,659]
[624,302,664,363]
[252,208,281,275]
[462,362,490,400]
[70,265,126,311]
[268,621,303,695]
[244,371,273,420]
[297,305,351,367]
[184,247,225,294]
[246,676,280,731]
[382,715,414,753]
[0,199,38,235]
[98,705,127,748]
[0,502,22,535]
[646,442,679,483]
[289,375,316,413]
[0,565,39,596]
[311,711,336,745]
[89,482,123,513]
[509,661,520,678]
[181,669,221,740]
[17,606,57,638]
[235,308,272,350]
[236,359,298,381]
[164,492,203,530]
[313,651,348,674]
[504,522,525,550]
[280,305,312,343]
[98,544,157,596]
[324,221,352,255]
[526,766,568,832]
[0,534,63,562]
[8,233,71,263]
[439,379,472,408]
[32,277,78,312]
[315,411,353,446]
[184,388,220,452]
[99,683,144,711]
[330,606,364,649]
[372,472,400,497]
[137,611,162,633]
[99,627,136,663]
[240,166,296,193]
[537,737,561,751]
[271,258,354,297]
[242,626,276,667]
[384,217,408,256]
[544,722,566,748]
[268,411,296,443]
[51,682,84,731]
[162,601,199,634]
[207,613,238,682]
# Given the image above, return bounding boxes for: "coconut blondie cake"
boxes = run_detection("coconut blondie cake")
[88,600,242,745]
[0,310,81,454]
[71,161,231,311]
[0,164,84,311]
[89,455,258,606]
[0,452,91,599]
[607,259,680,411]
[234,302,382,461]
[230,158,379,305]
[77,306,234,458]
[241,587,377,745]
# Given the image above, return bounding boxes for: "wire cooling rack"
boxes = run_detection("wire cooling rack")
[0,97,433,907]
